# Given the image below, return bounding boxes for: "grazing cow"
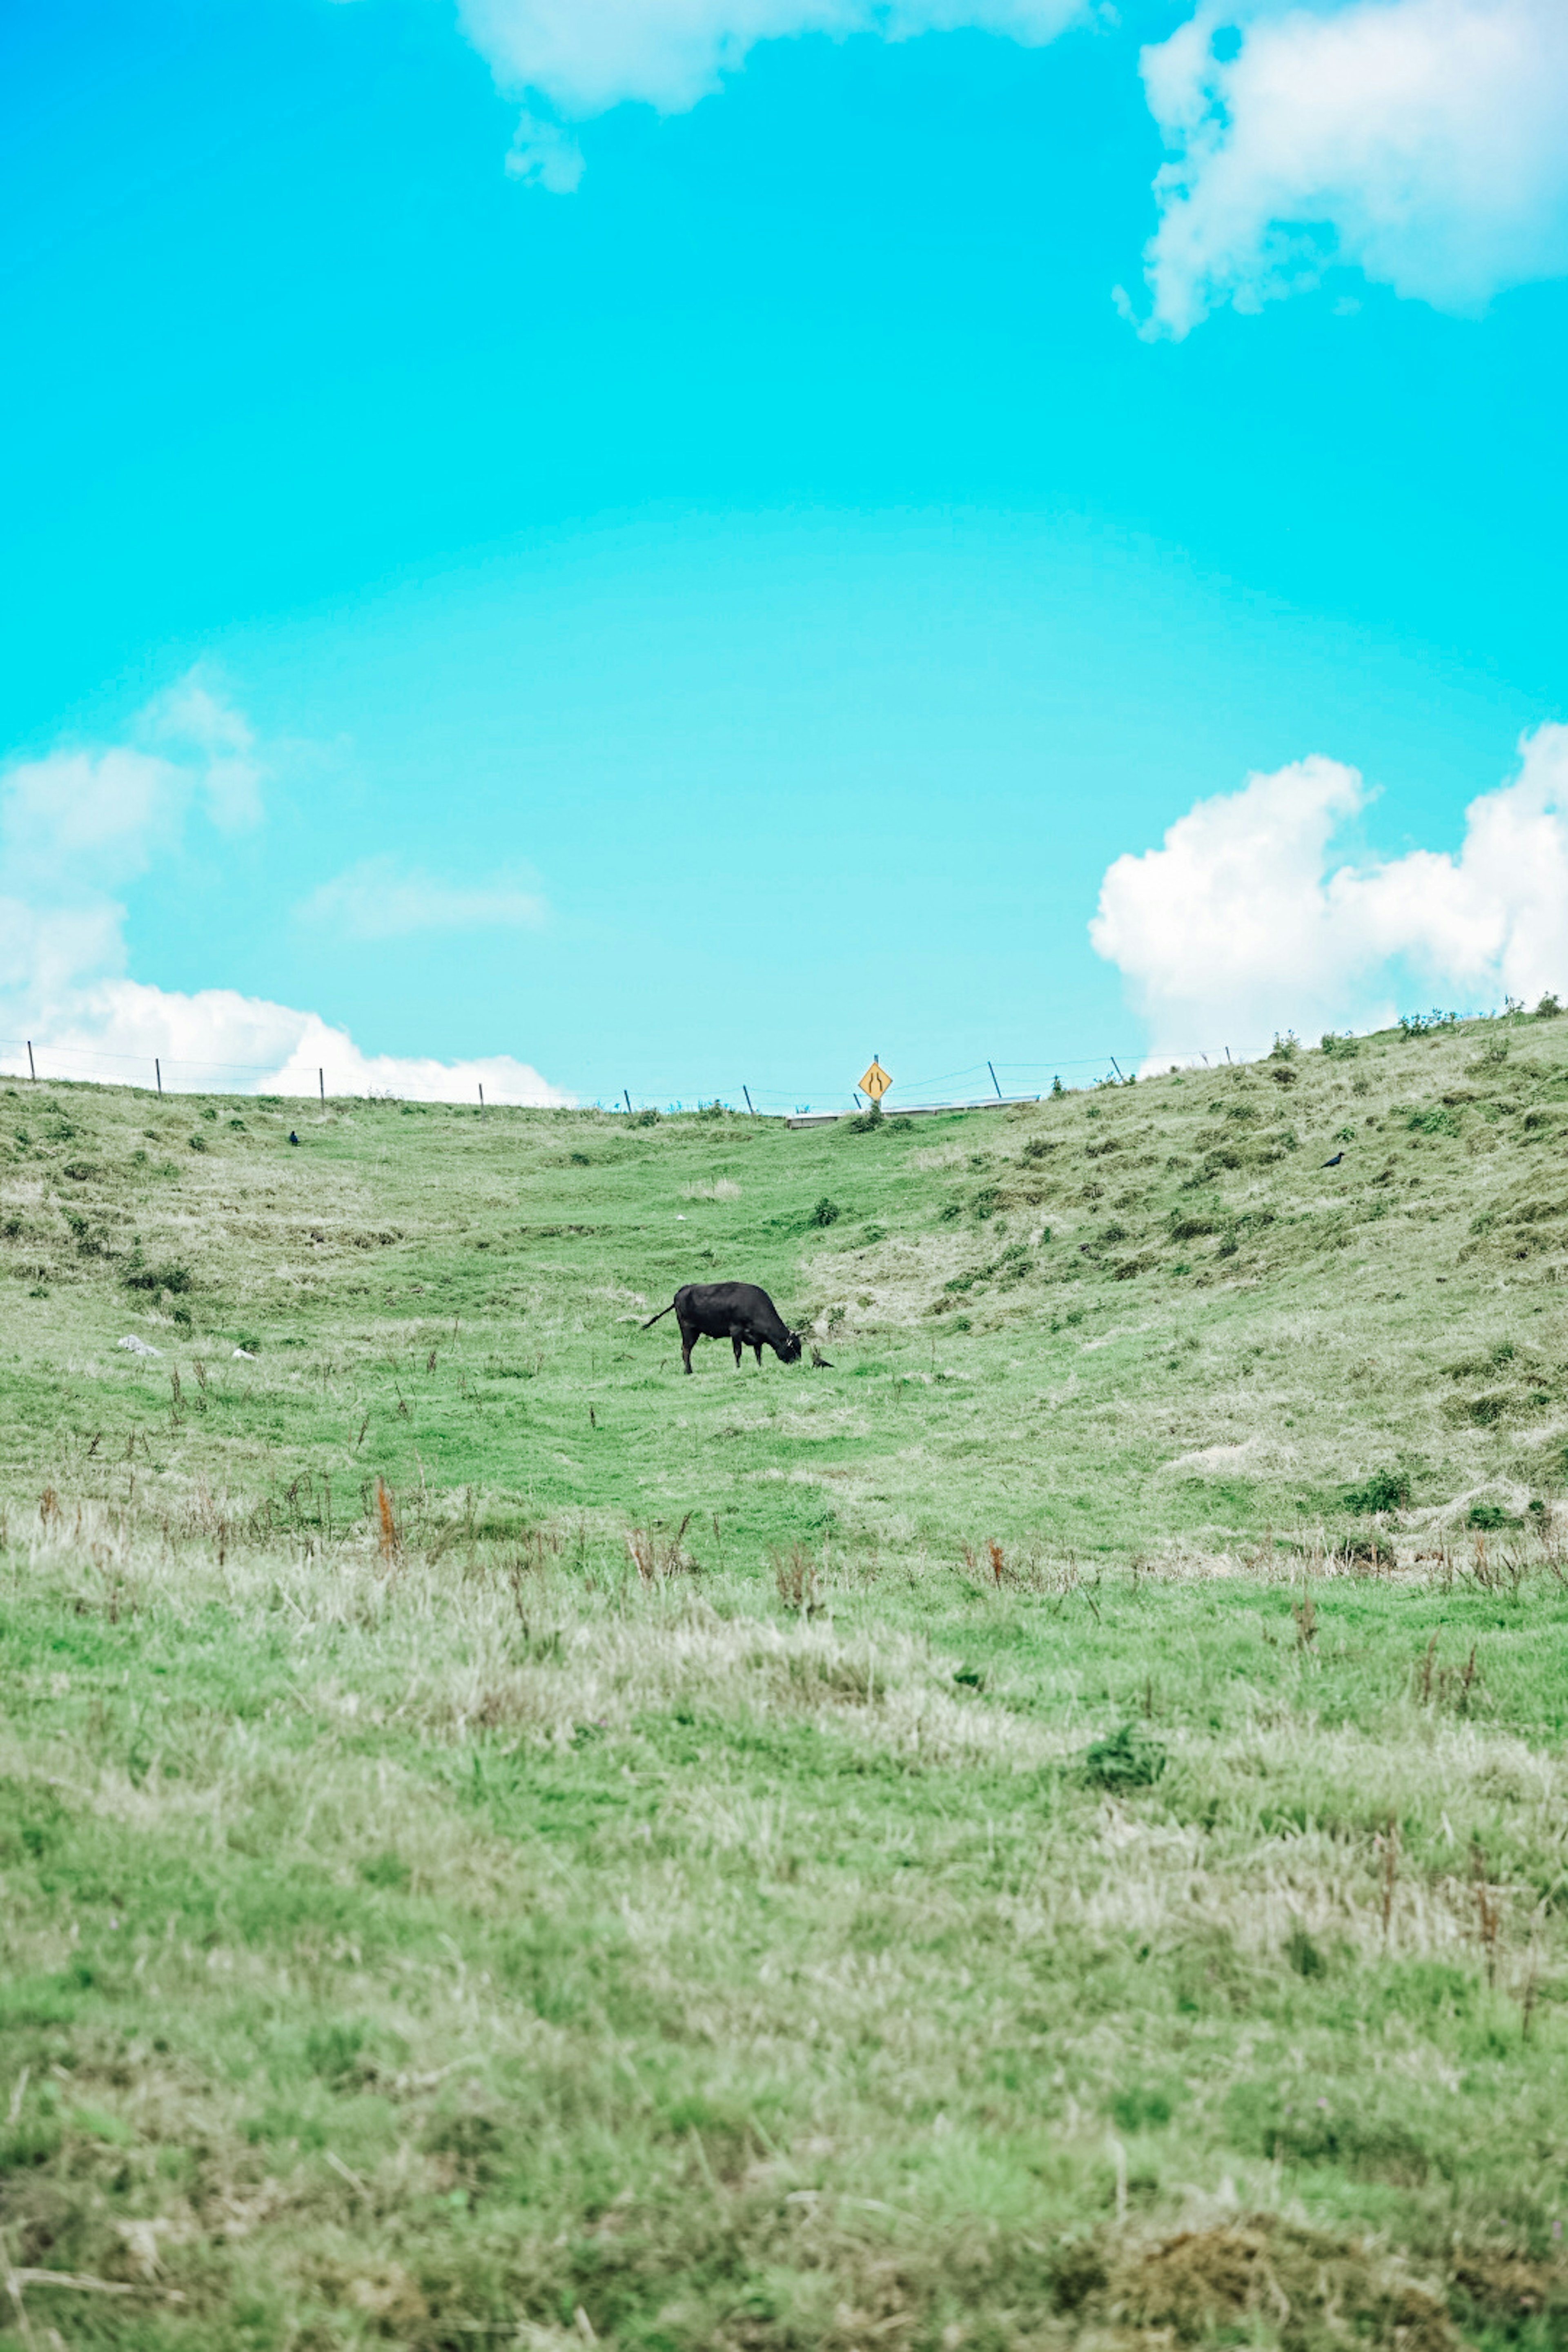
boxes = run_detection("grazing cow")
[643,1281,803,1374]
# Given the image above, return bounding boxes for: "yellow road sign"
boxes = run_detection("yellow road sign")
[858,1059,892,1102]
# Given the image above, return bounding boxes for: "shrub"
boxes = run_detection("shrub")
[1398,1009,1457,1038]
[188,1134,208,1153]
[1082,1724,1165,1790]
[628,1106,661,1127]
[847,1103,883,1133]
[1270,1031,1299,1061]
[810,1196,841,1227]
[1535,992,1562,1018]
[1320,1031,1360,1058]
[1285,1926,1327,1978]
[124,1262,193,1295]
[1466,1501,1515,1532]
[1345,1467,1410,1515]
[1050,1076,1065,1097]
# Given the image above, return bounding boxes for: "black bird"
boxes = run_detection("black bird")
[1322,1151,1344,1167]
[288,1131,299,1146]
[811,1345,834,1369]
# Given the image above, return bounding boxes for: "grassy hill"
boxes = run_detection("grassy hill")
[3,1012,1568,2350]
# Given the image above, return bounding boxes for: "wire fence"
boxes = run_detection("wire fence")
[0,1033,1280,1114]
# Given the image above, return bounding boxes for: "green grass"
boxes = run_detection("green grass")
[4,1015,1568,2347]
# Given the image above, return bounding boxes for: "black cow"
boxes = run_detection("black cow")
[643,1281,803,1374]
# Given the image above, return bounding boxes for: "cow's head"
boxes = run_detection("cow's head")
[777,1329,804,1364]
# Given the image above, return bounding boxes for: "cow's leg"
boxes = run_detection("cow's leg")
[679,1319,697,1375]
[732,1332,744,1368]
[753,1342,764,1366]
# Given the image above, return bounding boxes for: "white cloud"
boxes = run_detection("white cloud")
[297,856,548,940]
[142,676,267,831]
[452,0,1090,179]
[1089,724,1568,1061]
[506,109,586,191]
[0,682,568,1106]
[1132,0,1568,337]
[13,980,565,1105]
[1,670,267,896]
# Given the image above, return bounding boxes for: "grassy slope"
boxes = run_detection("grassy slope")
[2,1016,1568,2350]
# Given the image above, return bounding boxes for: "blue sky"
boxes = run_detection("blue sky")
[4,0,1567,1102]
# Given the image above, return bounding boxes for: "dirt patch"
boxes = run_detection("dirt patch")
[1103,2216,1456,2350]
[1449,2247,1568,2331]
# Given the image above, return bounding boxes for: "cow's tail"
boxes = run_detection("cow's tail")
[641,1301,677,1329]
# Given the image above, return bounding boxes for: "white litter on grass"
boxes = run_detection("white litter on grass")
[116,1335,162,1357]
[232,1347,256,1360]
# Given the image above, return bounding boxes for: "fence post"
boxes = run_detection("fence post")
[478,1083,485,1114]
[624,1090,632,1115]
[155,1058,162,1096]
[318,1068,325,1103]
[987,1060,1002,1099]
[743,1086,755,1115]
[27,1040,36,1081]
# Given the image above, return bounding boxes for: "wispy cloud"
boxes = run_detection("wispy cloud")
[1129,0,1568,338]
[296,856,548,941]
[1090,726,1568,1061]
[0,669,265,897]
[446,0,1568,337]
[0,684,566,1105]
[453,0,1091,183]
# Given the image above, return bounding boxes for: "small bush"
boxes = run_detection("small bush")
[847,1102,883,1133]
[1345,1466,1410,1515]
[1320,1031,1360,1058]
[1466,1502,1515,1532]
[1399,1008,1457,1038]
[810,1196,841,1227]
[1535,992,1562,1018]
[124,1262,193,1295]
[628,1107,661,1127]
[1082,1724,1166,1790]
[1285,1926,1327,1978]
[1111,2085,1174,2132]
[1270,1031,1299,1061]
